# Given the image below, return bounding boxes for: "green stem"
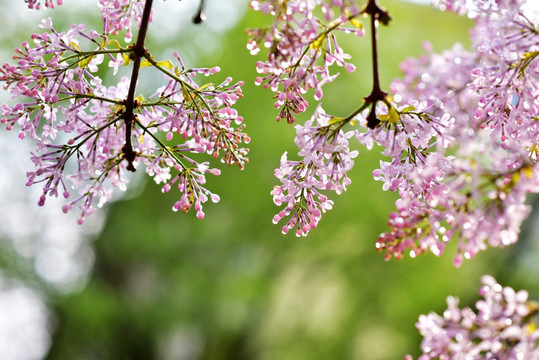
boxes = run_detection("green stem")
[134,117,188,171]
[60,48,131,64]
[143,53,215,117]
[58,94,121,104]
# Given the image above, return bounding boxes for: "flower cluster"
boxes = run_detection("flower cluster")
[372,0,539,265]
[98,0,148,41]
[1,3,248,224]
[272,105,358,236]
[259,0,538,265]
[25,0,152,41]
[247,0,363,123]
[406,275,539,360]
[25,0,63,9]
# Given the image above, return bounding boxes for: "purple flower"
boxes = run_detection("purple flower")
[272,105,357,236]
[1,13,249,224]
[248,0,363,123]
[408,275,539,360]
[373,0,539,264]
[24,0,63,9]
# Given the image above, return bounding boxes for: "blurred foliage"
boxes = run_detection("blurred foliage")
[2,0,537,359]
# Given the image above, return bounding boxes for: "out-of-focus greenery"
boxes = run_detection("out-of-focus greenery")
[2,1,536,359]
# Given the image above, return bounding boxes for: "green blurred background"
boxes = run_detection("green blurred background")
[1,0,538,359]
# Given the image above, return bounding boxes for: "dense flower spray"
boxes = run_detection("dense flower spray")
[3,0,539,358]
[250,0,539,266]
[375,0,539,265]
[406,276,539,360]
[1,0,249,224]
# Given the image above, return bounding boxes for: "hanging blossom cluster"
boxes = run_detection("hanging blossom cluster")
[405,275,539,360]
[24,0,149,40]
[98,0,148,42]
[254,0,391,237]
[25,0,63,9]
[255,0,539,260]
[247,0,365,124]
[372,0,539,265]
[1,0,248,224]
[271,105,359,236]
[24,0,147,40]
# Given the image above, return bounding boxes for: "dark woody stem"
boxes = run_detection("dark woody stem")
[193,0,206,24]
[122,0,154,172]
[363,0,389,129]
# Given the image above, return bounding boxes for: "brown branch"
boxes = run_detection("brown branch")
[193,0,206,24]
[122,0,154,172]
[363,0,390,129]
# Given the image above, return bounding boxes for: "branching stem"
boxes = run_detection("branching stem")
[122,0,154,171]
[363,0,389,129]
[193,0,206,24]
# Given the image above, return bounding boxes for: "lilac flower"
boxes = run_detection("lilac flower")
[24,0,63,9]
[98,0,148,41]
[372,0,539,264]
[407,275,539,360]
[272,105,357,236]
[248,0,363,123]
[1,12,249,224]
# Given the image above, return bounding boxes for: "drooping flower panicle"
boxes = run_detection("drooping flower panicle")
[1,3,248,224]
[373,0,539,265]
[407,275,539,360]
[248,0,364,123]
[272,105,358,236]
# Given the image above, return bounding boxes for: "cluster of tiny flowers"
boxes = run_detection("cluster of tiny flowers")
[1,7,248,223]
[25,0,155,41]
[247,0,363,123]
[372,0,539,265]
[98,0,149,41]
[137,53,249,220]
[272,105,358,236]
[25,0,63,9]
[405,275,539,360]
[361,99,457,260]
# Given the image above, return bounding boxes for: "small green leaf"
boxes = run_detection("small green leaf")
[388,105,400,123]
[69,42,82,52]
[400,105,415,113]
[198,83,214,91]
[79,55,94,69]
[155,60,174,70]
[121,53,131,66]
[350,18,363,29]
[140,59,152,68]
[328,117,344,125]
[181,82,192,103]
[107,39,122,49]
[141,59,174,70]
[310,34,326,51]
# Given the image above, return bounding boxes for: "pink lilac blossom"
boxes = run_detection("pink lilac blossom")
[248,0,363,123]
[24,0,153,41]
[272,105,358,236]
[405,275,539,360]
[98,0,149,41]
[25,0,63,9]
[372,0,539,265]
[1,16,248,224]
